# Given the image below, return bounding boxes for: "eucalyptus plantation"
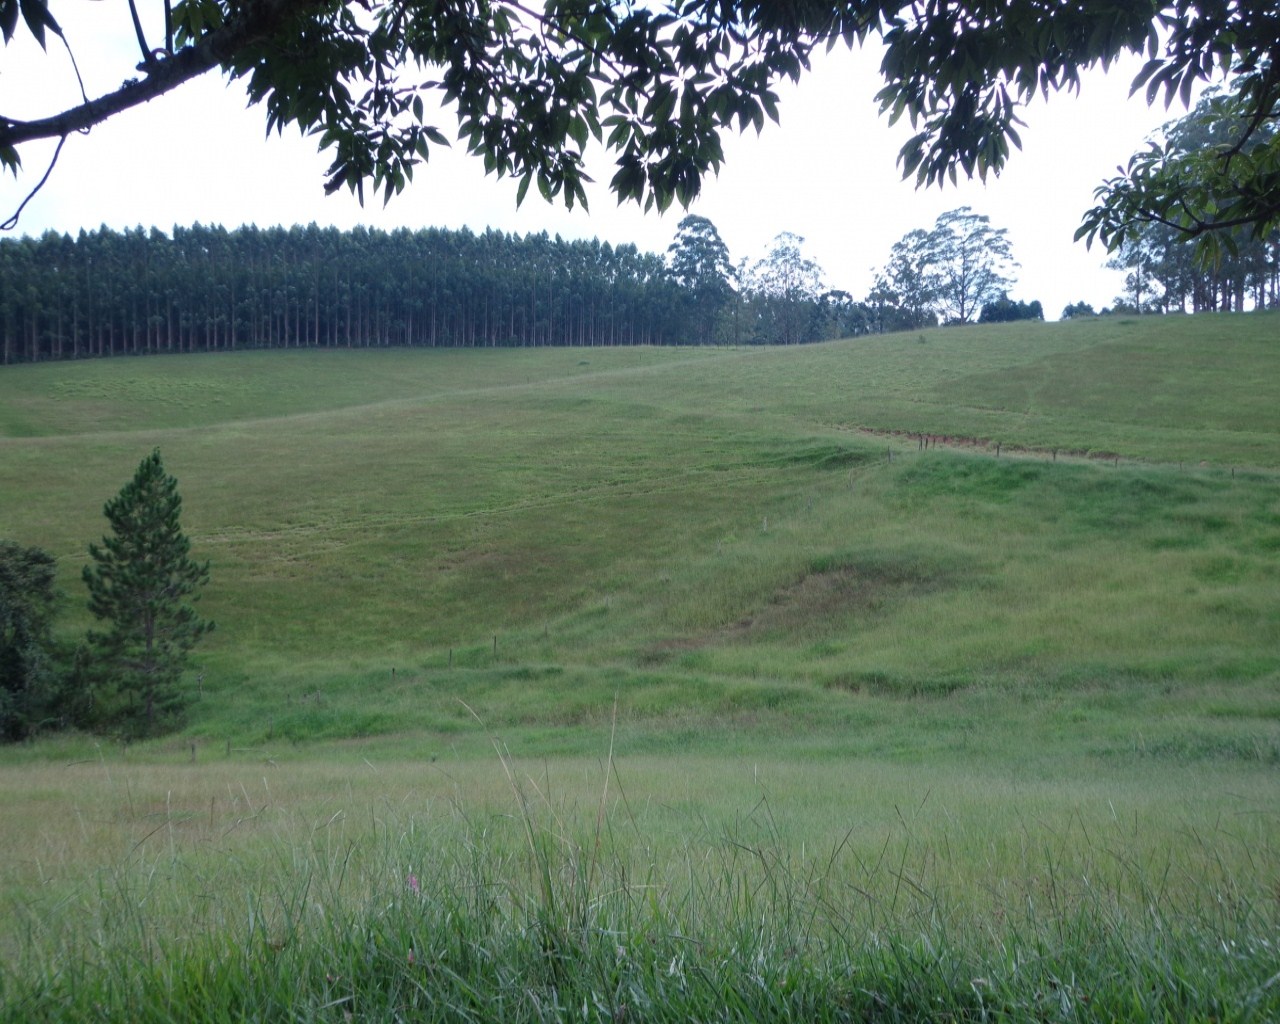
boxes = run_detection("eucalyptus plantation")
[82,450,212,735]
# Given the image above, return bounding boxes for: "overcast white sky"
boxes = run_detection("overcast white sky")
[2,6,1190,319]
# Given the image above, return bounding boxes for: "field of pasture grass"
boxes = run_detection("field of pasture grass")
[1,312,1278,1020]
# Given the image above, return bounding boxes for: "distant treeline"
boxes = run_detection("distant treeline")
[0,224,699,364]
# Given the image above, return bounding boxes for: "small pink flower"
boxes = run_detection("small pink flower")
[407,949,416,966]
[407,872,420,893]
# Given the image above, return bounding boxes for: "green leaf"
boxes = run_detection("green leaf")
[761,90,780,124]
[0,0,21,42]
[18,0,60,47]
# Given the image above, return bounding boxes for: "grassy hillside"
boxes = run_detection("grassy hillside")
[1,313,1276,749]
[1,314,1278,1021]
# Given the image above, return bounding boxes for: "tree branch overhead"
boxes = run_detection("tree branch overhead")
[1,1,1277,247]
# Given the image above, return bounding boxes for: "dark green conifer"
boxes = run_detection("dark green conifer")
[83,450,212,735]
[0,541,60,741]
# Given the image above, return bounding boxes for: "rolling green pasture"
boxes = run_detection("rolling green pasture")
[1,313,1278,1020]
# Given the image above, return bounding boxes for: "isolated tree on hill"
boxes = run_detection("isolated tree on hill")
[83,450,212,736]
[927,208,1018,325]
[2,1,1277,249]
[667,215,734,344]
[0,541,61,741]
[745,233,826,345]
[875,228,940,330]
[875,208,1017,326]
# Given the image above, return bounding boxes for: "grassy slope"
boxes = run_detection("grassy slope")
[2,313,1279,1019]
[1,314,1276,750]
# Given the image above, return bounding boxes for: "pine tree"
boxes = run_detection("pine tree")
[83,450,213,735]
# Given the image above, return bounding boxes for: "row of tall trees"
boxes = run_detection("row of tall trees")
[1108,219,1280,315]
[664,208,1034,347]
[0,225,693,364]
[664,219,880,346]
[2,212,1038,364]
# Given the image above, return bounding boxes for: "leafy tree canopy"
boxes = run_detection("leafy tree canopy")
[928,207,1018,324]
[668,215,733,294]
[876,207,1017,325]
[978,293,1043,324]
[1082,73,1280,267]
[1,0,1276,243]
[668,214,734,343]
[747,232,825,302]
[875,228,939,330]
[1061,300,1097,319]
[1087,81,1280,314]
[743,231,827,344]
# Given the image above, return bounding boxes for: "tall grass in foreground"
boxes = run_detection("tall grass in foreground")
[2,319,1278,1019]
[6,839,1275,1022]
[2,747,1276,1022]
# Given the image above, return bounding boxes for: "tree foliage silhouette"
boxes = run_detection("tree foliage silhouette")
[0,541,60,740]
[2,1,1276,248]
